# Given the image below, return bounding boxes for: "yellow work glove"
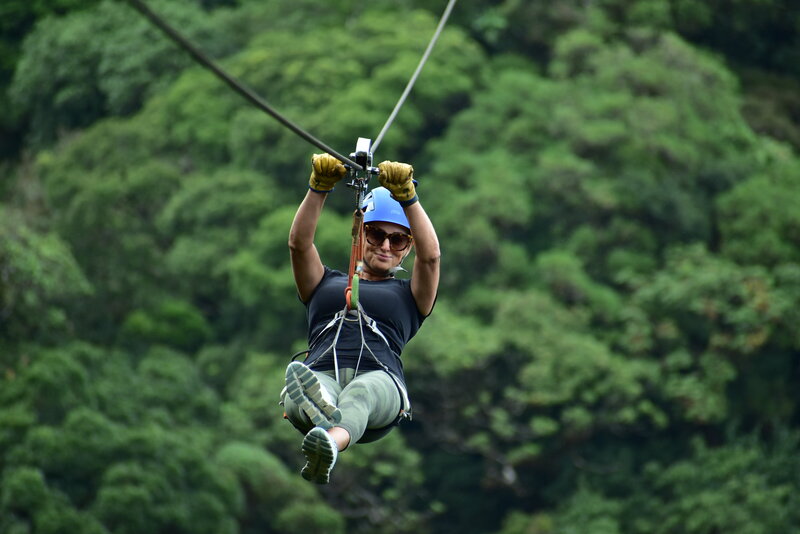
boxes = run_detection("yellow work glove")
[309,153,347,193]
[378,161,417,206]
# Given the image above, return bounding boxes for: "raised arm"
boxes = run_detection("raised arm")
[405,201,440,316]
[378,161,440,316]
[289,154,347,302]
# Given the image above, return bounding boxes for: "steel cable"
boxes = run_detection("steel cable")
[126,0,362,169]
[126,0,457,167]
[371,0,458,155]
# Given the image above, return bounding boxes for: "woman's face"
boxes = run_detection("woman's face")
[361,221,412,280]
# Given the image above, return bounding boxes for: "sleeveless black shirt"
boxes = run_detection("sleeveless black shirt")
[303,267,426,387]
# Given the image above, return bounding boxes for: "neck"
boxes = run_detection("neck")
[361,262,393,281]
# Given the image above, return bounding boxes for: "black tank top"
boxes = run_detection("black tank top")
[303,267,426,386]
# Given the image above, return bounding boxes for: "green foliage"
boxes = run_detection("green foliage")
[0,207,91,348]
[629,244,789,423]
[152,7,484,178]
[3,1,800,533]
[457,0,800,85]
[2,349,93,426]
[0,341,343,534]
[121,299,211,352]
[498,488,624,534]
[490,291,662,462]
[0,0,103,158]
[404,300,502,376]
[629,434,800,534]
[224,350,291,449]
[634,244,784,355]
[0,464,110,534]
[41,146,182,339]
[216,442,344,534]
[427,29,761,290]
[331,431,430,534]
[9,0,223,148]
[532,250,623,326]
[495,432,800,534]
[717,154,800,267]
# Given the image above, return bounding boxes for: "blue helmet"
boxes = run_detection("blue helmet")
[362,187,410,230]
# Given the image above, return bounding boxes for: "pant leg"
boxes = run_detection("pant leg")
[335,370,401,445]
[283,368,401,443]
[283,370,343,434]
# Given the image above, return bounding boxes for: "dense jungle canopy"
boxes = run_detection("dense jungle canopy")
[2,0,800,533]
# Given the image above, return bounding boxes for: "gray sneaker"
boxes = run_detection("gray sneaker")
[301,426,339,484]
[285,361,341,429]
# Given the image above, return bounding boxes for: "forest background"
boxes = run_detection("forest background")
[2,0,800,533]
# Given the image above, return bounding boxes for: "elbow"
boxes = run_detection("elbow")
[288,232,309,253]
[425,253,442,267]
[418,245,441,266]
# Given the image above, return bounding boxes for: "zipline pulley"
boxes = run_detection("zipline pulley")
[345,137,379,190]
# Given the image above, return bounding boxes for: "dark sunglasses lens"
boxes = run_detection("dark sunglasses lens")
[365,227,386,246]
[389,234,411,250]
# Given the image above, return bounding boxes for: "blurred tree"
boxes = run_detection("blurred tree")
[226,205,350,348]
[631,244,786,424]
[0,340,346,534]
[225,349,294,451]
[717,153,800,267]
[10,0,221,149]
[0,207,91,352]
[740,71,800,152]
[4,1,800,533]
[407,289,663,494]
[469,0,800,154]
[0,0,102,159]
[215,442,345,534]
[36,127,182,341]
[494,431,800,534]
[426,28,761,290]
[628,434,800,534]
[323,432,432,534]
[120,298,212,353]
[143,7,483,188]
[156,167,283,343]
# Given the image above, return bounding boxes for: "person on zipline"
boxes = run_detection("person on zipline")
[281,153,440,484]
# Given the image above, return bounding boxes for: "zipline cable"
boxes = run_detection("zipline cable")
[125,0,362,170]
[371,0,458,155]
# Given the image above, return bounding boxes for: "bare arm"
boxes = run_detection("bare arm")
[405,201,440,316]
[290,154,347,301]
[288,190,328,302]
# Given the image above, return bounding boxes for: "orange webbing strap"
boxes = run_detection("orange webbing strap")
[345,208,365,309]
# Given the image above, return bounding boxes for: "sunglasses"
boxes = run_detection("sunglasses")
[364,224,413,251]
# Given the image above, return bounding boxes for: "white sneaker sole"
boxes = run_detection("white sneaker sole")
[301,427,337,484]
[285,362,341,429]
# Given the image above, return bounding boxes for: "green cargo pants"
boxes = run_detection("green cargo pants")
[283,368,405,445]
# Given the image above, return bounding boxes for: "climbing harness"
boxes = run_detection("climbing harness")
[300,298,413,443]
[281,287,413,443]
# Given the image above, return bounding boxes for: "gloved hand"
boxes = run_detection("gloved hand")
[378,161,417,206]
[309,153,347,192]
